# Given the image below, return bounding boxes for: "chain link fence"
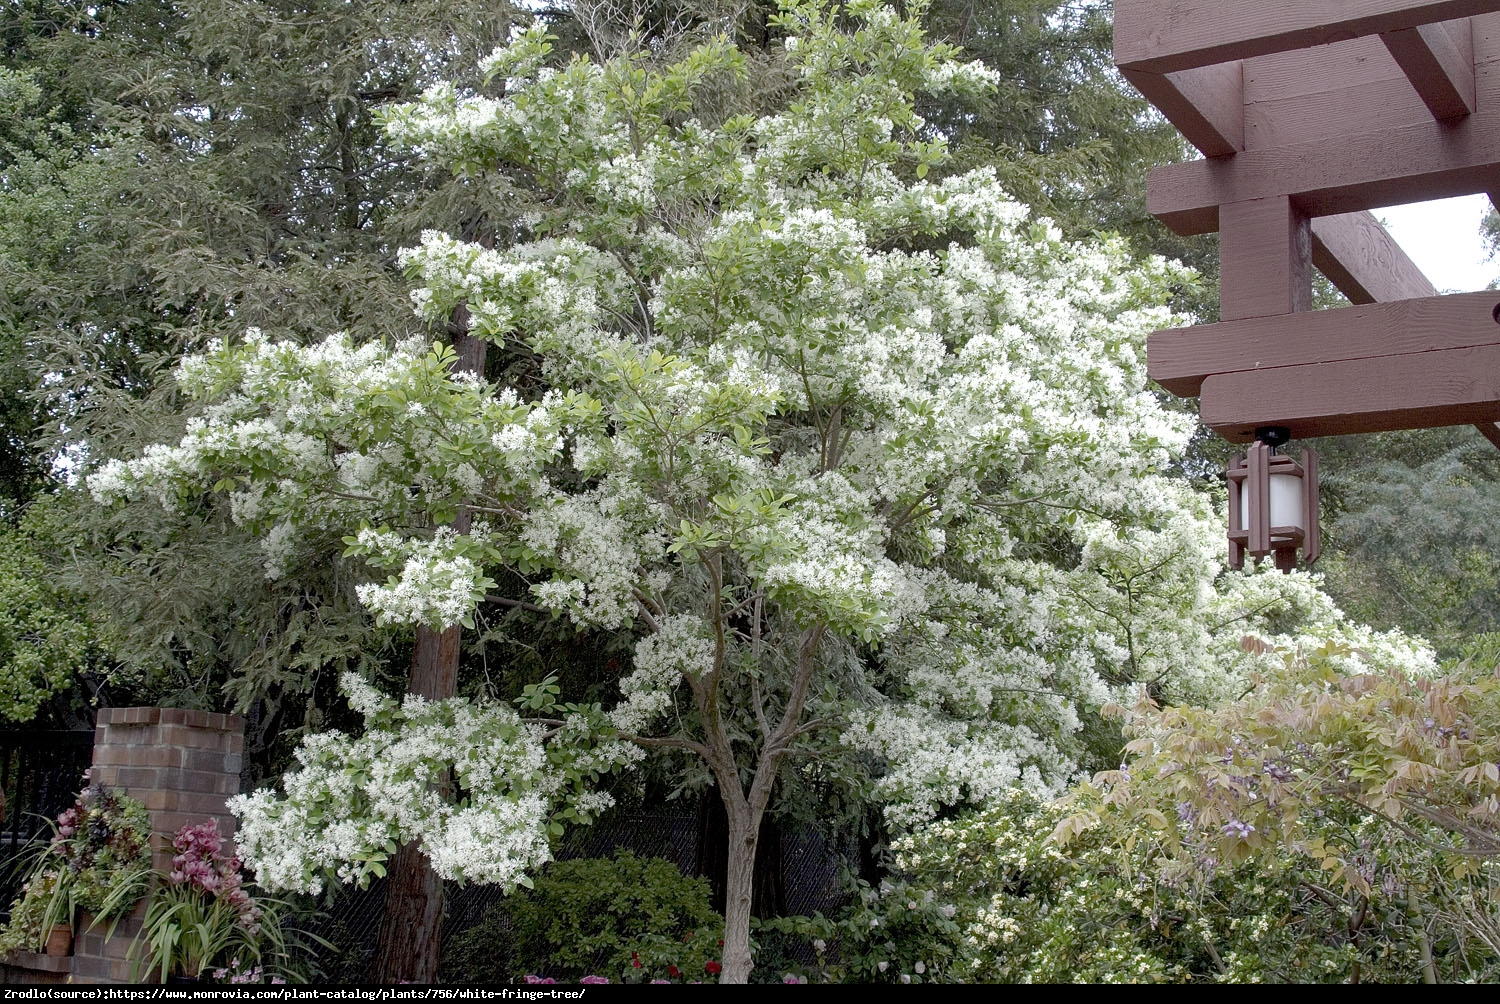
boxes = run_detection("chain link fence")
[295,809,855,982]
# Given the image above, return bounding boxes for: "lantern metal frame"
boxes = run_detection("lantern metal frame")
[1226,438,1320,572]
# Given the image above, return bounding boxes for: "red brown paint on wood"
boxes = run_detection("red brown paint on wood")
[1122,62,1244,157]
[1140,10,1500,235]
[1381,18,1477,119]
[1114,0,1499,74]
[1476,421,1500,448]
[1219,196,1313,320]
[1147,109,1500,236]
[1200,342,1500,439]
[1149,290,1500,396]
[1117,1,1500,449]
[1309,211,1438,303]
[1242,35,1446,152]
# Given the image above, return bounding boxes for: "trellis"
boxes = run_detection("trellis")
[1116,0,1500,446]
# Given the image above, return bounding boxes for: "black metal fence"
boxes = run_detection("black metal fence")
[0,730,95,917]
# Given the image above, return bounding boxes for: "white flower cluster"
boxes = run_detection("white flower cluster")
[843,703,1060,828]
[519,487,654,629]
[355,549,487,630]
[610,615,716,733]
[229,673,634,893]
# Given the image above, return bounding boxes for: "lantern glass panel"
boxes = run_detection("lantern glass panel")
[1236,472,1306,531]
[1268,472,1304,530]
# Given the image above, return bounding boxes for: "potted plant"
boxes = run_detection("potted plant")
[0,780,152,956]
[131,820,291,983]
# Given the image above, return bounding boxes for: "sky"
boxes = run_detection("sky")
[1378,193,1496,293]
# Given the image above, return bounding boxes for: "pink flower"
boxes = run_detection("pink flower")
[579,977,609,984]
[166,818,263,929]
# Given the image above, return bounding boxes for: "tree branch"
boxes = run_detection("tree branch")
[624,732,714,760]
[483,594,553,615]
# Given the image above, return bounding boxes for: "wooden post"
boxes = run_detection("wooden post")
[1246,441,1271,557]
[1219,196,1313,320]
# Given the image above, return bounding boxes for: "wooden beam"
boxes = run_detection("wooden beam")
[1148,290,1500,397]
[1309,211,1437,303]
[1146,105,1500,234]
[1476,421,1500,447]
[1242,35,1447,153]
[1115,0,1500,74]
[1199,342,1500,439]
[1122,62,1244,157]
[1381,18,1476,120]
[1219,196,1313,319]
[1306,216,1500,447]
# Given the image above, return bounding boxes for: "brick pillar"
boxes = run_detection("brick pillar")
[72,708,245,983]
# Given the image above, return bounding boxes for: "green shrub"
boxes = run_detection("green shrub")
[440,850,722,983]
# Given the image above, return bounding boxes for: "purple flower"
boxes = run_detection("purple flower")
[1221,819,1255,840]
[579,976,609,985]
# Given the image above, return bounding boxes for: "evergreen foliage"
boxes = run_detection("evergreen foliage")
[439,850,722,984]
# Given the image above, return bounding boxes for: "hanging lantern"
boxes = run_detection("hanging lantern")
[1226,427,1319,572]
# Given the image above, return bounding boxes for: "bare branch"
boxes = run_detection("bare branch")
[624,732,714,760]
[483,594,554,615]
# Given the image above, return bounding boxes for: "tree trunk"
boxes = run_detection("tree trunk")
[368,838,446,984]
[369,323,486,983]
[707,624,824,984]
[696,787,785,918]
[719,804,760,984]
[369,623,461,983]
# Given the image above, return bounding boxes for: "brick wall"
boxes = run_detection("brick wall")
[89,708,245,874]
[4,708,246,985]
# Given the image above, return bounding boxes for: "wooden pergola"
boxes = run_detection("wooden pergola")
[1117,0,1500,447]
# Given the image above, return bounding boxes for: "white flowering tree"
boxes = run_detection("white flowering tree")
[88,0,1407,982]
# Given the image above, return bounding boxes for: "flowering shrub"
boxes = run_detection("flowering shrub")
[440,851,721,983]
[131,820,291,982]
[0,781,150,953]
[1044,643,1500,982]
[764,788,1444,983]
[1057,643,1500,878]
[524,975,610,984]
[765,647,1500,983]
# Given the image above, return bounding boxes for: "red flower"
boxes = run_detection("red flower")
[705,960,722,975]
[669,965,681,978]
[631,952,642,969]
